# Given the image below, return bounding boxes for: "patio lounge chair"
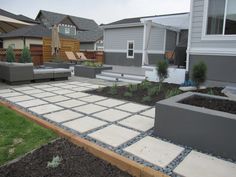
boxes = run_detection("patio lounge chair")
[65,51,78,63]
[76,52,97,62]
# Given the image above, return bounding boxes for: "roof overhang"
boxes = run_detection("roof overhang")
[102,22,144,29]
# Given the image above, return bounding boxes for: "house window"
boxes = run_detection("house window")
[65,27,70,34]
[206,0,236,35]
[127,41,134,58]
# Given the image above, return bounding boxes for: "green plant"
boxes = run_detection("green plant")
[6,46,15,63]
[147,84,162,96]
[207,88,214,95]
[141,95,152,103]
[128,84,138,93]
[19,47,32,63]
[82,61,103,68]
[165,88,181,98]
[124,91,133,98]
[156,60,169,83]
[139,80,152,90]
[108,83,118,95]
[192,61,207,89]
[47,155,62,168]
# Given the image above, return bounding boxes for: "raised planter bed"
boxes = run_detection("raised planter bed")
[154,92,236,160]
[44,62,72,69]
[74,65,112,78]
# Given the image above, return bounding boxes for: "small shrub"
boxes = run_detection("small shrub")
[165,88,181,98]
[147,84,162,96]
[156,60,168,83]
[82,61,103,68]
[124,91,133,98]
[207,88,214,95]
[6,46,15,63]
[142,95,152,103]
[192,61,207,89]
[20,47,32,63]
[139,80,152,90]
[108,83,118,95]
[47,155,62,168]
[128,84,138,93]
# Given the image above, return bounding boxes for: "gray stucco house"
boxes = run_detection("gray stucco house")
[35,10,103,51]
[187,0,236,85]
[102,13,189,66]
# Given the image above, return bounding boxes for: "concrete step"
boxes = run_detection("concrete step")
[101,71,146,80]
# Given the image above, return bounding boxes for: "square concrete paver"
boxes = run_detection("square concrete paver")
[50,83,67,87]
[66,92,90,98]
[56,99,86,108]
[79,95,107,103]
[116,103,150,113]
[0,91,22,98]
[89,125,140,147]
[14,86,34,91]
[44,110,83,123]
[33,84,52,89]
[21,89,44,95]
[86,85,105,89]
[71,87,90,92]
[118,115,154,131]
[6,95,34,102]
[174,151,236,177]
[73,104,107,115]
[93,109,131,122]
[59,85,78,89]
[95,99,126,108]
[63,117,107,133]
[124,136,184,168]
[29,104,63,115]
[51,89,75,95]
[16,99,47,108]
[77,83,92,87]
[0,89,13,94]
[42,87,61,92]
[140,108,155,118]
[42,95,69,103]
[31,92,56,98]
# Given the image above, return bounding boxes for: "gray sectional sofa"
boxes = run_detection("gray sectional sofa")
[0,62,71,85]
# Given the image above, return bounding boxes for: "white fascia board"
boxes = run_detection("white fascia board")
[101,23,144,29]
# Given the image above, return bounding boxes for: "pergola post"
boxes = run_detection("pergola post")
[142,20,152,66]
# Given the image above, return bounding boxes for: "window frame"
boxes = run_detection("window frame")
[126,40,135,59]
[64,27,70,34]
[202,0,236,40]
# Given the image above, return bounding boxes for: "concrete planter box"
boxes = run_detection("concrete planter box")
[0,62,33,84]
[74,65,112,78]
[44,62,71,69]
[154,92,236,160]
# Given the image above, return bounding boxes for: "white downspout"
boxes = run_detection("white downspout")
[142,22,147,66]
[186,0,194,72]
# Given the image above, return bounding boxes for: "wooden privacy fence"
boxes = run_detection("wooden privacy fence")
[43,37,80,62]
[0,48,43,66]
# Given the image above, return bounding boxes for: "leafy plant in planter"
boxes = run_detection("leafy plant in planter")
[128,84,138,93]
[124,91,133,98]
[142,95,152,103]
[147,85,162,97]
[156,60,169,83]
[165,88,182,98]
[6,46,15,63]
[82,61,103,68]
[19,47,32,63]
[139,80,152,90]
[192,61,207,89]
[108,83,118,95]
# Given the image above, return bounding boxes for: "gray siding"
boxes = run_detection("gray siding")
[104,26,165,51]
[80,43,95,50]
[105,52,164,66]
[189,55,236,83]
[190,0,236,49]
[165,30,177,51]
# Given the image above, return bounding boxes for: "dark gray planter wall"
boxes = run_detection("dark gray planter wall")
[44,62,71,69]
[74,65,112,78]
[189,55,236,83]
[104,52,164,66]
[154,92,236,160]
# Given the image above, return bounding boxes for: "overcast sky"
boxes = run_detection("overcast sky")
[1,0,190,24]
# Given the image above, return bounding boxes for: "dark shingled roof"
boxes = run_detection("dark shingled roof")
[75,28,103,42]
[0,8,39,24]
[0,24,71,39]
[37,10,99,31]
[106,12,189,26]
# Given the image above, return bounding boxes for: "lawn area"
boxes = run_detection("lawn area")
[0,105,57,165]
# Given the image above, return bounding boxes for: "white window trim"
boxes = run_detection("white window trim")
[127,40,135,59]
[202,0,236,41]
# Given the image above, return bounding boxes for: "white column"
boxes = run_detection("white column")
[142,20,152,66]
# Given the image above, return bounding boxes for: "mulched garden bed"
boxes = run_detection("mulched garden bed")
[87,81,225,106]
[180,95,236,115]
[0,138,132,177]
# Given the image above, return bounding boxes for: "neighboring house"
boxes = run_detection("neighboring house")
[35,10,103,51]
[188,0,236,85]
[102,13,189,66]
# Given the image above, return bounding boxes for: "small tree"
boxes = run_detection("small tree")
[156,60,169,83]
[192,61,207,89]
[6,46,15,63]
[20,47,32,63]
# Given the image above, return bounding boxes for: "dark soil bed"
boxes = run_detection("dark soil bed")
[0,139,132,177]
[180,95,236,114]
[87,81,225,106]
